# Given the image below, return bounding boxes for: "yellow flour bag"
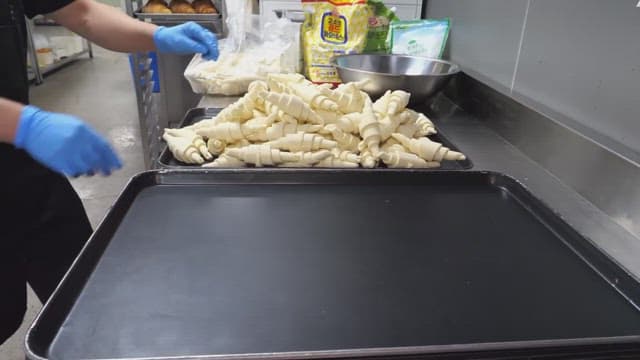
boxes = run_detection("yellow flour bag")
[302,0,370,83]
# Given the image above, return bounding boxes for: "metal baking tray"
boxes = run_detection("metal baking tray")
[135,12,221,21]
[26,170,640,359]
[157,107,473,169]
[136,13,223,35]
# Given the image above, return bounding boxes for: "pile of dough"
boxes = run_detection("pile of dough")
[169,0,195,13]
[164,76,466,168]
[142,0,171,13]
[185,51,296,96]
[193,0,217,14]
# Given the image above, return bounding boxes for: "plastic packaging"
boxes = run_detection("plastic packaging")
[386,18,450,58]
[364,0,398,53]
[301,0,371,84]
[184,1,299,95]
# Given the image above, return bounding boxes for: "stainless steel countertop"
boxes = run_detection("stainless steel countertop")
[199,94,640,281]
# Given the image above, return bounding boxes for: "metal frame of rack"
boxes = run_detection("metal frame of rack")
[125,0,226,169]
[130,50,158,169]
[25,17,93,84]
[126,0,160,169]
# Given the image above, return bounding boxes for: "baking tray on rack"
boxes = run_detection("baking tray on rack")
[26,170,640,359]
[136,13,224,35]
[157,107,473,169]
[135,12,222,21]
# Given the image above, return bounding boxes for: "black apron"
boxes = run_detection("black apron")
[0,0,92,344]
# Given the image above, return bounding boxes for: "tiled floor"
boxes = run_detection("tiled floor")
[0,46,145,359]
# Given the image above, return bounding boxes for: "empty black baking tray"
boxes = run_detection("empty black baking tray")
[26,170,640,360]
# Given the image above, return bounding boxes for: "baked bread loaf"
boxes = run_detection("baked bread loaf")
[193,0,218,14]
[142,0,171,13]
[169,0,196,13]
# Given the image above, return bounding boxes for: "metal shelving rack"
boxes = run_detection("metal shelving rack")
[25,17,93,85]
[125,0,226,168]
[125,0,159,169]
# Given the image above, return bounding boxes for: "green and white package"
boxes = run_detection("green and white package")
[364,0,399,53]
[386,18,450,58]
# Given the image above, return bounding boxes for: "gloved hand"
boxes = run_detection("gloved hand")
[14,105,122,176]
[154,22,219,60]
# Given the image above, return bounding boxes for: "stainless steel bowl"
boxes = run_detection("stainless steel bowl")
[333,54,460,103]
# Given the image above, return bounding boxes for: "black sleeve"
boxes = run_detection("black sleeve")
[22,0,76,18]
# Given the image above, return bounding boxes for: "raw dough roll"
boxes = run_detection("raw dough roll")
[193,0,218,14]
[142,0,171,13]
[169,0,195,13]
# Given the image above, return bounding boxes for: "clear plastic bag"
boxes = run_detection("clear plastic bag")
[184,1,300,95]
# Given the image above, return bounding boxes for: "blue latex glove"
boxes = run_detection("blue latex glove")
[14,106,122,177]
[154,22,219,61]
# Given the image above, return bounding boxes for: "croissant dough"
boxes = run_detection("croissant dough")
[163,133,205,164]
[392,133,466,162]
[203,153,245,168]
[226,144,299,167]
[169,0,195,13]
[192,0,217,14]
[321,83,364,114]
[288,81,338,112]
[268,133,337,152]
[315,156,359,168]
[163,79,464,168]
[207,138,226,155]
[142,0,171,13]
[261,91,323,125]
[163,128,211,161]
[325,124,360,152]
[381,150,439,168]
[358,97,382,157]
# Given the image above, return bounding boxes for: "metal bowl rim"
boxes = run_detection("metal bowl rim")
[332,54,461,77]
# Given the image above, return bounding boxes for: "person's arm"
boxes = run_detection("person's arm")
[0,98,23,143]
[0,97,121,176]
[50,0,218,59]
[50,0,156,52]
